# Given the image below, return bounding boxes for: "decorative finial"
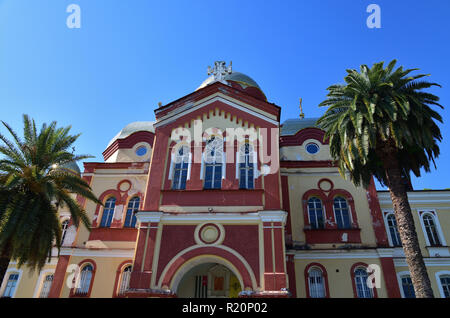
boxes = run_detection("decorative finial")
[299,98,305,119]
[158,102,162,107]
[207,61,232,84]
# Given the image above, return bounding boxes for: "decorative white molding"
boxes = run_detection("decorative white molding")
[393,258,450,267]
[154,94,279,128]
[59,248,135,258]
[135,211,164,223]
[258,211,287,224]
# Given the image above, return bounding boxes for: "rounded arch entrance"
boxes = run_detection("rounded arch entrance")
[158,246,257,297]
[173,256,243,298]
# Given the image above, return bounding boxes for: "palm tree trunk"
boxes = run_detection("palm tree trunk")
[383,156,434,298]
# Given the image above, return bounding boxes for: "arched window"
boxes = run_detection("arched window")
[333,197,351,229]
[400,275,415,298]
[439,275,450,298]
[422,213,441,246]
[75,264,94,296]
[118,265,132,296]
[124,197,139,228]
[100,197,116,228]
[204,136,223,190]
[61,220,70,246]
[354,267,374,298]
[386,213,402,247]
[39,274,54,298]
[172,145,190,190]
[2,273,19,298]
[238,143,255,189]
[307,197,324,229]
[308,267,326,298]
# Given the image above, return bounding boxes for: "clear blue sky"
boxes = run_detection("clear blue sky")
[0,0,449,190]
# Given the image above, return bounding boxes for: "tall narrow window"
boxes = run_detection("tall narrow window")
[400,275,415,298]
[172,146,190,190]
[238,143,254,189]
[61,220,70,246]
[307,197,324,229]
[333,197,351,229]
[204,136,223,190]
[118,265,132,296]
[124,197,139,228]
[100,197,116,228]
[354,267,373,298]
[75,265,93,296]
[308,268,326,298]
[386,214,402,247]
[422,214,441,246]
[2,273,19,298]
[39,274,54,298]
[439,275,450,298]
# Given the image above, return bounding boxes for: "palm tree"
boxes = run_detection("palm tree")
[317,60,443,298]
[0,114,101,281]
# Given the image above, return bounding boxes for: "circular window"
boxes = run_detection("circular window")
[306,143,320,154]
[135,146,147,156]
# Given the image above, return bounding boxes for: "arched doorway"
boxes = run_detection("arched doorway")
[177,263,242,298]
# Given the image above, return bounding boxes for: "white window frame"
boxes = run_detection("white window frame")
[435,270,450,298]
[236,143,257,188]
[308,267,326,298]
[418,210,446,247]
[32,269,55,298]
[168,144,192,185]
[354,267,374,298]
[307,197,325,229]
[117,264,132,296]
[200,136,225,188]
[0,268,23,298]
[396,271,415,298]
[332,196,352,229]
[74,263,94,296]
[382,210,402,247]
[61,218,70,247]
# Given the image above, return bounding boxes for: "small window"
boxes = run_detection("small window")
[2,273,19,298]
[61,220,70,246]
[204,136,223,190]
[422,213,441,246]
[238,143,254,190]
[305,143,320,154]
[439,275,450,298]
[354,268,373,298]
[307,197,324,229]
[386,214,402,247]
[135,146,147,157]
[308,268,326,298]
[118,265,132,296]
[401,275,415,298]
[172,146,190,190]
[100,197,116,228]
[39,274,54,298]
[75,265,93,296]
[333,197,351,229]
[124,197,139,228]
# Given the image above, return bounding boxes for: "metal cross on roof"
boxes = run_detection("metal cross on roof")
[207,61,232,84]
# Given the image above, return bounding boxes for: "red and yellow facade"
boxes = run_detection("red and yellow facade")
[2,66,449,298]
